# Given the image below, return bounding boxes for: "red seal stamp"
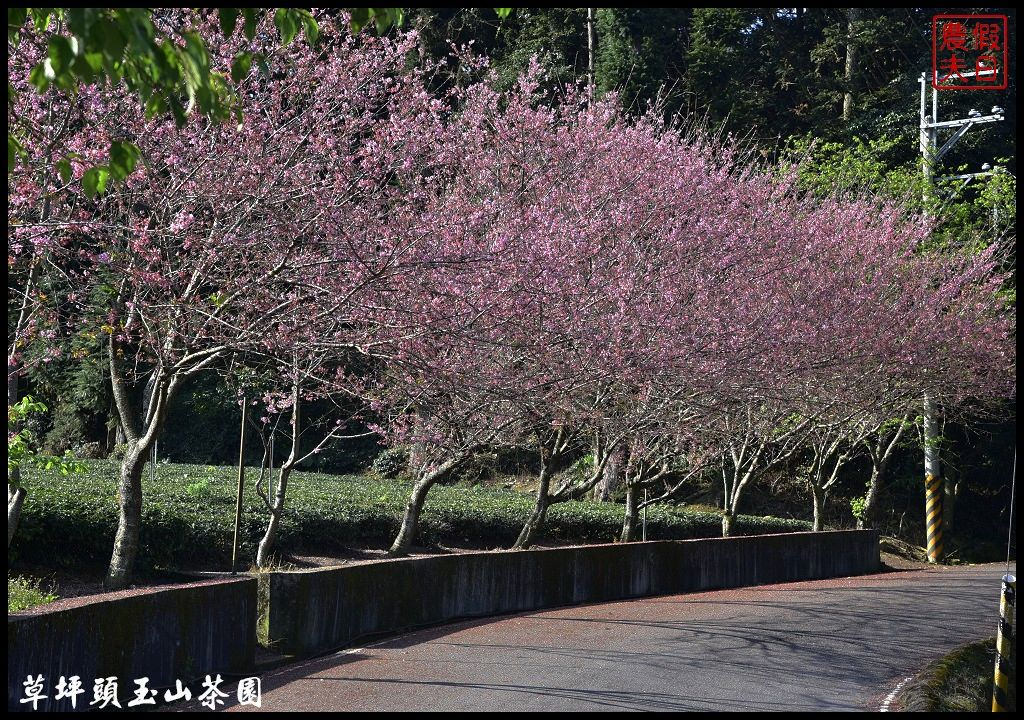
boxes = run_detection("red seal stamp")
[932,14,1008,90]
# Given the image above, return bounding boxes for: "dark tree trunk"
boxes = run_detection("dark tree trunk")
[256,387,300,568]
[843,8,861,120]
[514,461,553,550]
[389,477,435,557]
[944,477,959,538]
[257,465,292,568]
[721,511,735,537]
[514,492,550,550]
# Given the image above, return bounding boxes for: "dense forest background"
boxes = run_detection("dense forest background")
[14,7,1017,559]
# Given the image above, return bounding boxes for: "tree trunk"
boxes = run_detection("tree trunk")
[594,443,623,502]
[620,483,638,542]
[8,486,27,548]
[389,477,434,557]
[387,453,469,558]
[8,362,25,548]
[104,446,147,590]
[104,337,173,590]
[858,466,883,530]
[843,8,861,120]
[812,484,825,532]
[586,7,595,104]
[106,395,121,455]
[514,493,550,550]
[943,477,959,538]
[9,251,40,548]
[514,461,553,550]
[256,386,300,568]
[407,411,425,477]
[256,465,292,568]
[722,511,735,537]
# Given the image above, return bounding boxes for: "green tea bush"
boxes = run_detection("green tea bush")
[11,460,812,571]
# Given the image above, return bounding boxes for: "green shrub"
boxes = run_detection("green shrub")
[42,403,89,456]
[372,446,409,479]
[108,443,130,461]
[8,575,58,612]
[184,478,211,497]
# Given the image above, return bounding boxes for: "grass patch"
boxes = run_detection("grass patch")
[899,637,1001,712]
[8,575,59,613]
[11,459,811,572]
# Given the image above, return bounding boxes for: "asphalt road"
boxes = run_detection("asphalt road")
[212,563,1011,712]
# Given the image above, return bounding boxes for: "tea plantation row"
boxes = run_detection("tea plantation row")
[11,460,811,571]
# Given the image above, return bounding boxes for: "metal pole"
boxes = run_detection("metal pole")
[992,574,1016,712]
[916,70,1005,563]
[1007,448,1016,576]
[919,72,928,170]
[642,488,647,542]
[231,397,247,575]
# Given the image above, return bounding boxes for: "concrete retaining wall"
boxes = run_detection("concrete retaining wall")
[8,577,256,712]
[266,529,879,656]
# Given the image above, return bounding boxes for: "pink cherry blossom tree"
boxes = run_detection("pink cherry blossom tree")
[9,12,1013,577]
[8,11,448,587]
[366,56,1014,551]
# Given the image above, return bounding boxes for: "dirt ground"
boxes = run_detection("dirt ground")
[878,535,933,570]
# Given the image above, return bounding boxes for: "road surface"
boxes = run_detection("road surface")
[207,563,1012,712]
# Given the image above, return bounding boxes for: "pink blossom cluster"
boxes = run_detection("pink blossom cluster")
[8,10,1015,471]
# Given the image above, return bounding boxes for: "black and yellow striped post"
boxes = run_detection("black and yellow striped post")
[925,473,943,563]
[923,393,943,563]
[993,574,1016,712]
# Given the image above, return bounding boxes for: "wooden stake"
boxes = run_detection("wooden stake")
[231,397,247,574]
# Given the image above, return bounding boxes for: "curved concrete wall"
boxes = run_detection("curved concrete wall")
[266,530,879,656]
[8,577,256,712]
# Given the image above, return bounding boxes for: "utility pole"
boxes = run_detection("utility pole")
[917,69,1005,563]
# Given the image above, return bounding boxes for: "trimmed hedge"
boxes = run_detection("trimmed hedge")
[11,460,811,571]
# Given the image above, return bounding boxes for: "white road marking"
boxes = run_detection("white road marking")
[880,676,913,712]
